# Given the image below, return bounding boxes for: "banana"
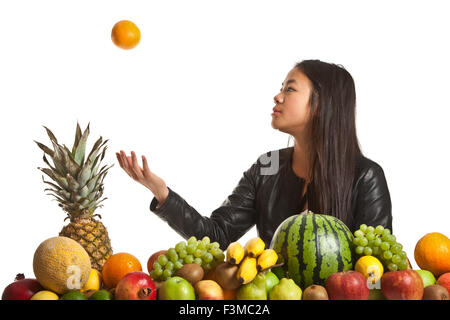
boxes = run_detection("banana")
[256,249,278,271]
[226,242,245,265]
[245,237,265,258]
[236,256,258,284]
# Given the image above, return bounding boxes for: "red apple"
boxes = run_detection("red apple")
[437,272,450,295]
[381,269,424,300]
[2,274,43,300]
[147,250,168,273]
[325,270,369,300]
[115,271,157,300]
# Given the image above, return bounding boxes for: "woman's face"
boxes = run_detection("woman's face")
[271,68,314,135]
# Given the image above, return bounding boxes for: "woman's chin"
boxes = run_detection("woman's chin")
[271,118,279,129]
[271,118,283,130]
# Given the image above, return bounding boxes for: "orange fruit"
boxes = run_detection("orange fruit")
[415,232,450,277]
[102,252,142,288]
[111,20,141,50]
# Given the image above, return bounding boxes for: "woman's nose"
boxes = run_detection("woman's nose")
[274,92,283,103]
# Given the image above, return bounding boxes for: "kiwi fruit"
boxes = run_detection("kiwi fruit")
[214,262,241,290]
[302,285,329,300]
[422,284,449,300]
[175,263,204,286]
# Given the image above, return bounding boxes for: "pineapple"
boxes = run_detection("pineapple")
[35,122,113,271]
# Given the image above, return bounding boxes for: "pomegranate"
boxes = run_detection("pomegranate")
[115,271,156,300]
[2,274,43,300]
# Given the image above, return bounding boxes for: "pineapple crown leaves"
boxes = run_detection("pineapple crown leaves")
[34,122,114,219]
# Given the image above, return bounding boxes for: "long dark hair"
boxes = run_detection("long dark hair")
[290,59,362,228]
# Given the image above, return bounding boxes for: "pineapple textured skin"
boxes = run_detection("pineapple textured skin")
[59,218,112,271]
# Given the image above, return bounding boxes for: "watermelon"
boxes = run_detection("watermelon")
[269,211,355,289]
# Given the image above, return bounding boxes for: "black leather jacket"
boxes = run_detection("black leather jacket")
[150,147,392,249]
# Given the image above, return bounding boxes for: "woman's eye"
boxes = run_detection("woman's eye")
[279,87,294,92]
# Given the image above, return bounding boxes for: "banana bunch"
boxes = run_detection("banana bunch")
[226,237,278,284]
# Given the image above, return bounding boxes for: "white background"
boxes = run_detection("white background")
[1,0,449,291]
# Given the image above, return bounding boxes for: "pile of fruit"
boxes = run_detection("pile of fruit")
[3,227,450,300]
[2,123,450,300]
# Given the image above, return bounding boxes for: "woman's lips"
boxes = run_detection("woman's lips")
[271,111,281,116]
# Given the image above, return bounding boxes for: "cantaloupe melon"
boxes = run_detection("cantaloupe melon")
[33,236,91,294]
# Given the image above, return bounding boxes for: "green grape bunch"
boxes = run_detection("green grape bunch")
[149,236,225,281]
[353,224,409,272]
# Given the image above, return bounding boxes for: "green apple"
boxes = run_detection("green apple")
[416,270,436,287]
[265,271,280,294]
[158,276,195,300]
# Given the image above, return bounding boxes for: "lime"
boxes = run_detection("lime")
[60,290,88,300]
[89,289,113,300]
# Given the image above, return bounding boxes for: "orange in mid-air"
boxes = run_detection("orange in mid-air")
[111,20,141,50]
[102,252,142,288]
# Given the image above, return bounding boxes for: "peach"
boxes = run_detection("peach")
[194,280,224,300]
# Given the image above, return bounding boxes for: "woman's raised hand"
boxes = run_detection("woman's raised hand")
[116,150,169,205]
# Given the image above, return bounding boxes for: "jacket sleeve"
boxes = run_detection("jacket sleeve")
[149,160,259,250]
[352,164,393,233]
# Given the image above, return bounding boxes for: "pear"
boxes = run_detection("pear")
[236,273,267,300]
[269,278,302,300]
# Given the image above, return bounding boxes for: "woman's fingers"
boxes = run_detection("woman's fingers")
[119,150,138,180]
[115,152,123,167]
[116,152,126,169]
[120,150,129,170]
[126,155,133,168]
[131,151,144,179]
[142,155,152,177]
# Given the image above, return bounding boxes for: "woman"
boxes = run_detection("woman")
[116,59,392,249]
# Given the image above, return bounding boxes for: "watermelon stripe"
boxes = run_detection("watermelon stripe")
[287,215,303,285]
[325,215,354,267]
[281,216,297,276]
[302,213,317,289]
[296,214,308,289]
[318,215,338,282]
[322,215,344,273]
[311,214,321,286]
